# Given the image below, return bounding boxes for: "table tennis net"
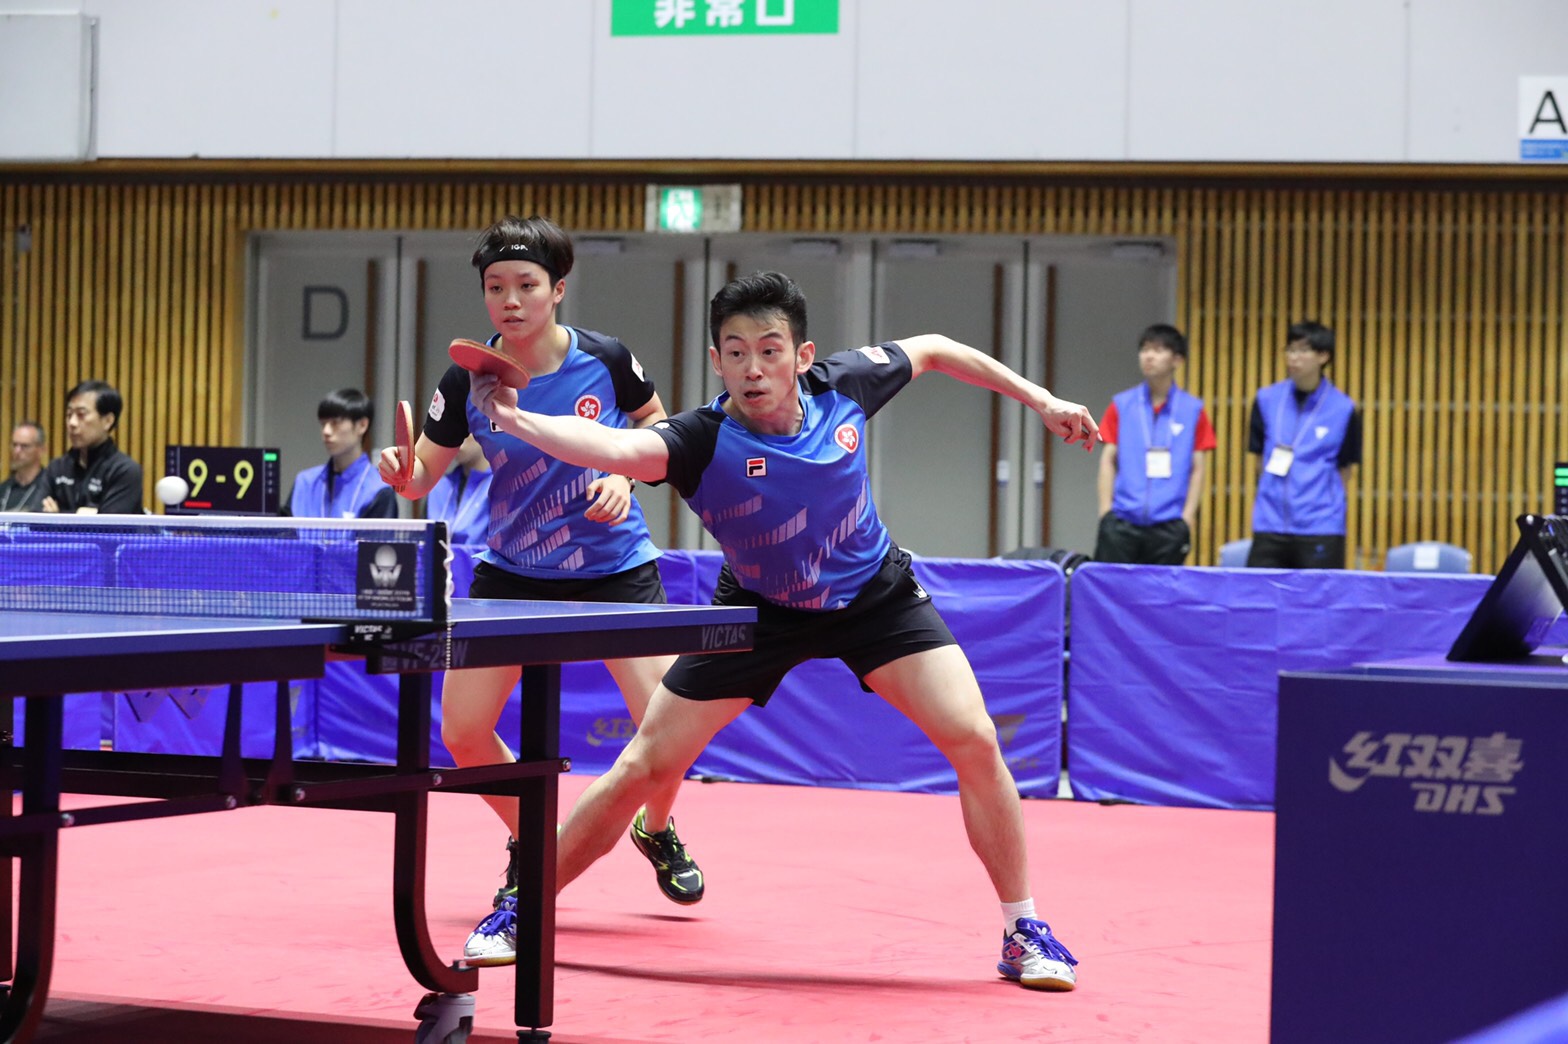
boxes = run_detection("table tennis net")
[0,515,452,622]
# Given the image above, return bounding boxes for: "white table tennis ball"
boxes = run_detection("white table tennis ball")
[155,475,190,506]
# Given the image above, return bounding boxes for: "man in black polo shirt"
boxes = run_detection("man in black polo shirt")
[41,380,143,514]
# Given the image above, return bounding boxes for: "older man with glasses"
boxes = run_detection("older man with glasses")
[0,421,49,512]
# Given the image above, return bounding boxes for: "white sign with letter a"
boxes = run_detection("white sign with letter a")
[1519,77,1568,162]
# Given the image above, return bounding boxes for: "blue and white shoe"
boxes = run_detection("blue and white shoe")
[462,894,517,967]
[998,917,1078,991]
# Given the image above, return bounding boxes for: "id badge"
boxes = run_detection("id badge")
[1265,446,1295,477]
[1145,449,1173,479]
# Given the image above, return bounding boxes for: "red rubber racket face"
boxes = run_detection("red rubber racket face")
[393,400,416,488]
[448,338,531,389]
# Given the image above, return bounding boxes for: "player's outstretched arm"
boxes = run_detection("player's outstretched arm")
[583,394,672,526]
[470,371,672,482]
[895,334,1100,451]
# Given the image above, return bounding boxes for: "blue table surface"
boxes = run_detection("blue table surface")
[1336,646,1568,685]
[0,598,754,660]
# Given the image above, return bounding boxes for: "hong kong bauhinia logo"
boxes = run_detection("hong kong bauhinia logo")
[1328,730,1524,815]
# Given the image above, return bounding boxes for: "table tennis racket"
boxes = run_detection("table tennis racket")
[392,400,416,491]
[449,338,532,389]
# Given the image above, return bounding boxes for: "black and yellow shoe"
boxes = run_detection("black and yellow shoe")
[492,836,519,909]
[628,808,704,905]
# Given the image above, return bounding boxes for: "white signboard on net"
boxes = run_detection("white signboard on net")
[1519,76,1568,162]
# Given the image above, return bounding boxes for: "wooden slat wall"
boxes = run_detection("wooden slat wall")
[2,167,1563,573]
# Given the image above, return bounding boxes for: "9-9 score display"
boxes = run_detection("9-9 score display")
[163,446,281,515]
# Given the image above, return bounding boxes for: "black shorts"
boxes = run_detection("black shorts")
[469,558,668,604]
[661,546,957,706]
[1246,532,1347,570]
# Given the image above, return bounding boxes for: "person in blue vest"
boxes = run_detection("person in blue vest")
[377,214,704,919]
[426,435,491,545]
[461,270,1098,992]
[1246,321,1362,568]
[282,388,397,519]
[1093,324,1216,564]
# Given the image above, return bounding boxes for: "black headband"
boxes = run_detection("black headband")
[477,243,560,286]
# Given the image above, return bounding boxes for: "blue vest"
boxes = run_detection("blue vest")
[1110,384,1205,526]
[428,467,493,546]
[1252,378,1355,536]
[288,454,383,518]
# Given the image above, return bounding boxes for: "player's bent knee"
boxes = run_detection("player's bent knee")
[934,717,1004,768]
[612,739,687,793]
[439,717,499,763]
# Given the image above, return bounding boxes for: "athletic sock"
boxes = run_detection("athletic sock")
[1002,898,1037,936]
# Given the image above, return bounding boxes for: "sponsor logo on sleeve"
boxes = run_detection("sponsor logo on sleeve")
[429,389,446,421]
[858,345,890,365]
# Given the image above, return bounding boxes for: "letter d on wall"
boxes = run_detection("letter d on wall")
[302,285,350,340]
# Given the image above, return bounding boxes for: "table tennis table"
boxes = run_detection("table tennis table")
[0,597,755,1043]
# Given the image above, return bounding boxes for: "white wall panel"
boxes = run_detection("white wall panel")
[1407,0,1568,162]
[89,0,335,158]
[1127,0,1408,161]
[335,1,595,158]
[856,0,1129,160]
[590,0,858,158]
[2,0,1559,162]
[0,13,95,160]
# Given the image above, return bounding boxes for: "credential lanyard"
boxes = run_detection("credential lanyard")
[1273,382,1326,451]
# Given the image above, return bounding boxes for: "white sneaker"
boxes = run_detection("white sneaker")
[462,894,517,967]
[997,917,1078,991]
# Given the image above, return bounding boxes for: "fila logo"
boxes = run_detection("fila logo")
[490,419,502,433]
[746,457,767,478]
[835,424,860,453]
[576,395,603,421]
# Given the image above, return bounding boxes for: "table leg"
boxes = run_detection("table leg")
[513,664,560,1041]
[392,671,477,997]
[0,694,63,1043]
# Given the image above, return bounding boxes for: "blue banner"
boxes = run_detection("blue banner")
[1068,563,1494,809]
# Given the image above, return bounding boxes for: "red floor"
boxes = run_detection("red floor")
[30,777,1273,1042]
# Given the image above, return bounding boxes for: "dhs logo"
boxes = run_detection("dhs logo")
[1328,730,1523,816]
[575,395,602,421]
[835,424,860,453]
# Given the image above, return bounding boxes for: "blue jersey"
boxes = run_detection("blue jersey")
[423,326,660,578]
[285,453,395,519]
[650,343,910,611]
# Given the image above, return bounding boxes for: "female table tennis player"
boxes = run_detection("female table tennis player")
[376,215,705,962]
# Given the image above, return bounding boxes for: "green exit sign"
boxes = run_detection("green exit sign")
[612,0,838,36]
[645,184,742,233]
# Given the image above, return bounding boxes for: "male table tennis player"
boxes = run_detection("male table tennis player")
[463,270,1097,990]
